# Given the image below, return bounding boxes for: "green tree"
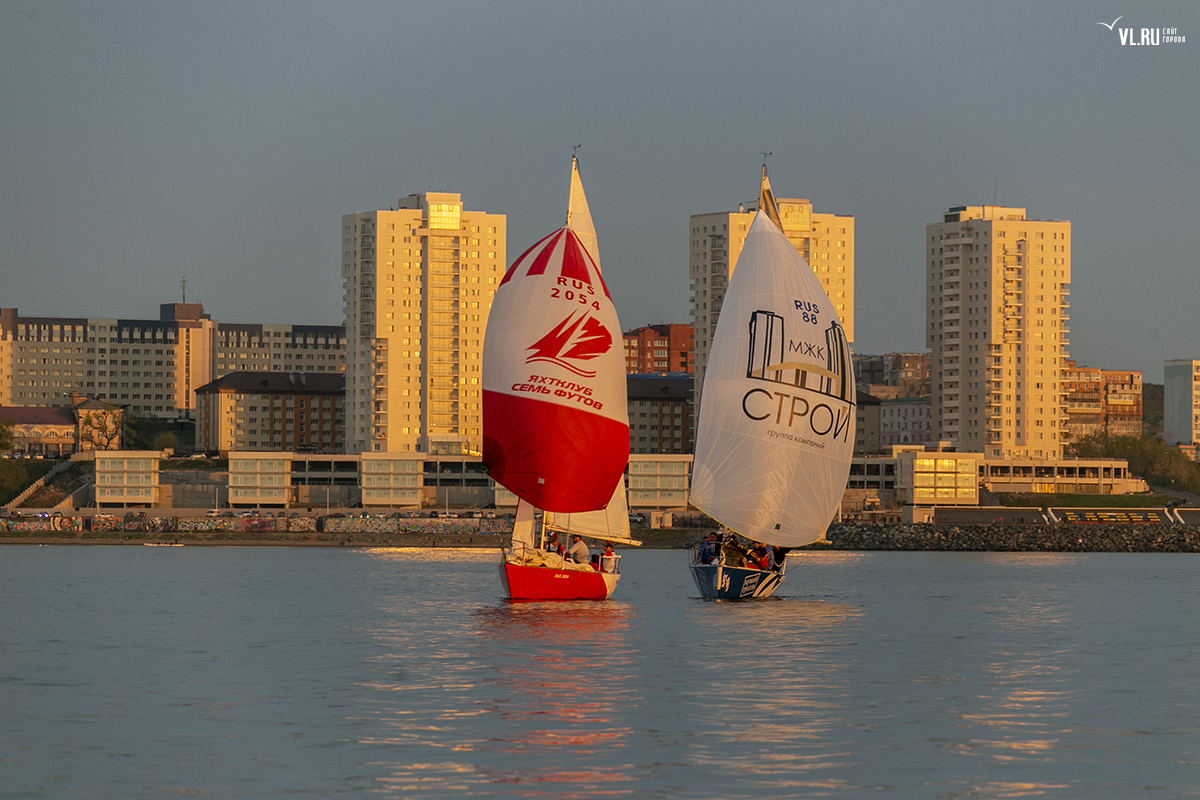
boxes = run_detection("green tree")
[152,432,178,452]
[1066,432,1200,493]
[0,418,13,451]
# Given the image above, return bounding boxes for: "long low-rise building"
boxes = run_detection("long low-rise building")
[0,303,344,422]
[86,445,1146,515]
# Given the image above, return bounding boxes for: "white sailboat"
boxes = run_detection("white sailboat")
[483,156,638,601]
[689,167,856,599]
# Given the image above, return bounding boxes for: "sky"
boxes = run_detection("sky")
[2,1,1197,381]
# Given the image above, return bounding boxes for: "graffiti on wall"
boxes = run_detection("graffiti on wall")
[323,517,513,535]
[0,516,84,533]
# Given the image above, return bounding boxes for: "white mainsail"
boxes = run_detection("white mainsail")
[690,210,856,548]
[543,478,639,545]
[510,499,537,552]
[566,155,599,267]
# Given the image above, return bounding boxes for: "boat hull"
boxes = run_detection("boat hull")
[690,563,785,600]
[500,560,619,601]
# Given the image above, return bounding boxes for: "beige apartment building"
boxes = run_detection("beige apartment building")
[690,194,854,396]
[342,192,505,455]
[0,304,345,422]
[195,372,345,455]
[926,206,1072,459]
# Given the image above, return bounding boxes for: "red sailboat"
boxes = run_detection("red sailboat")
[483,156,638,600]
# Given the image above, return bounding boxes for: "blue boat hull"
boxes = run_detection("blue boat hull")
[690,562,786,600]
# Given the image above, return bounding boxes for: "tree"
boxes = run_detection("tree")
[1066,431,1200,494]
[0,418,13,452]
[152,432,178,452]
[76,404,124,450]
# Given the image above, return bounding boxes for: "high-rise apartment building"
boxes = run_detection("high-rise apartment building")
[1164,359,1200,445]
[926,206,1072,458]
[342,192,505,455]
[0,304,343,420]
[690,194,854,395]
[623,323,694,374]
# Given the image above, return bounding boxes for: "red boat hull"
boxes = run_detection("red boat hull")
[499,560,618,601]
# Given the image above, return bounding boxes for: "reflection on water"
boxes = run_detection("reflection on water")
[5,549,1200,798]
[474,602,639,747]
[678,596,864,793]
[954,554,1080,769]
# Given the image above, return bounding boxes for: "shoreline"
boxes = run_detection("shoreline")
[6,523,1200,552]
[0,532,513,548]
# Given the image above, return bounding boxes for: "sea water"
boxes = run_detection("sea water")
[2,547,1198,798]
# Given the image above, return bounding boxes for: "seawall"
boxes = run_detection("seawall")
[808,522,1200,553]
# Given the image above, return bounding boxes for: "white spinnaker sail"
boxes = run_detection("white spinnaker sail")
[543,478,639,545]
[690,211,856,547]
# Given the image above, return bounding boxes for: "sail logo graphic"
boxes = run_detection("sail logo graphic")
[740,309,855,442]
[526,310,612,378]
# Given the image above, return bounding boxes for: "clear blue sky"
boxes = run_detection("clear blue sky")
[2,1,1196,381]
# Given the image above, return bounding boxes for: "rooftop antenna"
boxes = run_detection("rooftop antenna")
[994,179,998,205]
[181,276,187,304]
[761,151,772,171]
[429,167,432,192]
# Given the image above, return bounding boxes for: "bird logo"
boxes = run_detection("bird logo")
[525,310,612,378]
[1097,16,1122,30]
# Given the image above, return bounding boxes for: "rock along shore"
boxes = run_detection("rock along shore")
[804,522,1200,553]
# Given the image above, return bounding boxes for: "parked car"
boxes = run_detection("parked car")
[205,509,220,517]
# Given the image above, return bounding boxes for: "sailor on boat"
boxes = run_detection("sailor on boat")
[568,534,589,564]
